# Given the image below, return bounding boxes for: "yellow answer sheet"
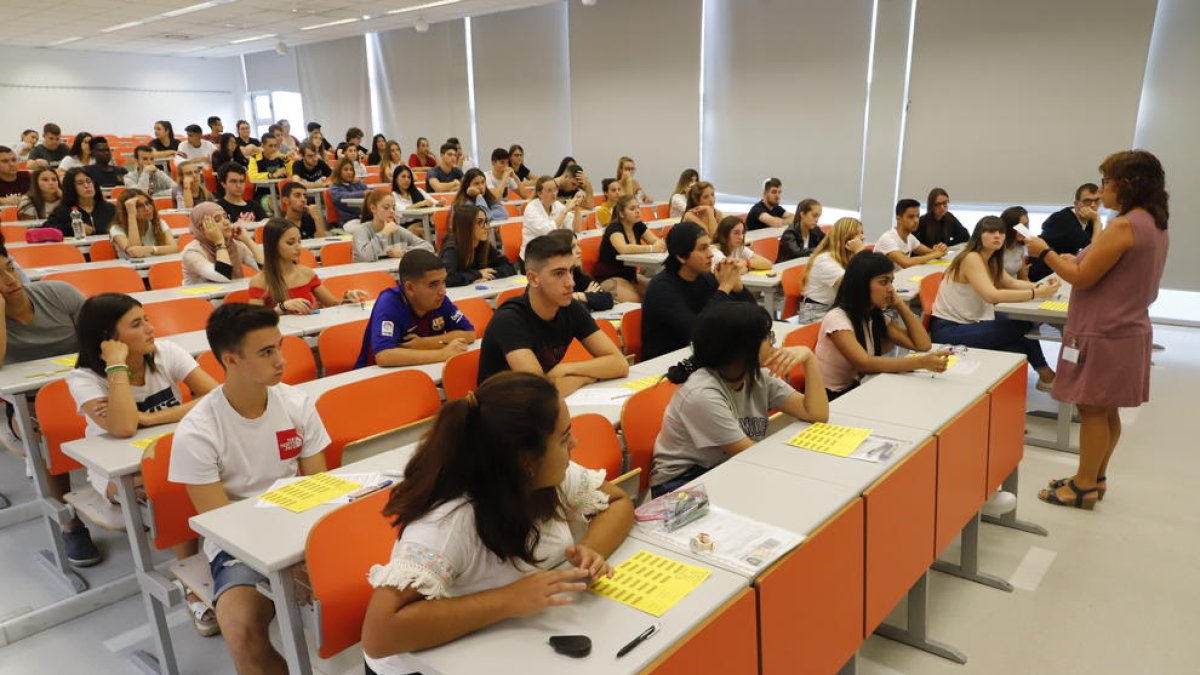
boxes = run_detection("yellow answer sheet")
[257,473,362,513]
[1039,300,1069,311]
[176,285,225,296]
[621,375,663,392]
[786,423,873,458]
[590,550,710,617]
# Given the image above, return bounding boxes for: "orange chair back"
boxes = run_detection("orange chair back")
[148,260,183,290]
[455,297,493,336]
[203,167,217,195]
[223,289,251,305]
[2,223,25,239]
[579,235,601,276]
[498,221,522,263]
[323,191,340,225]
[141,434,200,550]
[503,202,521,218]
[162,212,191,231]
[495,286,525,307]
[750,237,780,262]
[563,320,620,363]
[142,298,214,336]
[153,197,173,211]
[324,271,395,301]
[280,334,318,384]
[9,244,86,268]
[317,319,369,376]
[782,322,821,390]
[619,307,643,362]
[88,239,118,262]
[319,241,353,267]
[34,379,86,476]
[305,489,398,659]
[316,370,439,468]
[433,209,451,248]
[570,413,623,478]
[919,272,944,331]
[780,264,807,321]
[442,349,481,400]
[639,205,656,222]
[196,351,225,383]
[254,225,265,243]
[655,203,671,219]
[176,232,194,249]
[620,380,678,493]
[0,208,17,224]
[44,266,145,296]
[298,247,318,269]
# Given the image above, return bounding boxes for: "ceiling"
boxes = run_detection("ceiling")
[0,0,559,58]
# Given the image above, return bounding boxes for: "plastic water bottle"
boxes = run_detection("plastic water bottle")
[69,207,85,239]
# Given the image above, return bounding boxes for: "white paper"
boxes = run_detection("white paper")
[565,388,635,407]
[634,505,804,577]
[1013,224,1032,239]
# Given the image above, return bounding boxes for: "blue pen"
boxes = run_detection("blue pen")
[347,480,393,502]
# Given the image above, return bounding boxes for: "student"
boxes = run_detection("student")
[288,142,333,188]
[361,371,633,671]
[377,140,404,186]
[149,120,180,159]
[344,144,369,180]
[17,167,62,220]
[426,142,464,193]
[279,181,324,238]
[650,302,829,496]
[408,136,437,169]
[999,206,1031,280]
[366,134,388,166]
[13,129,38,161]
[276,119,302,156]
[169,303,331,672]
[181,202,262,285]
[249,219,367,314]
[202,116,223,144]
[930,216,1059,389]
[28,123,69,164]
[46,168,115,236]
[815,252,949,400]
[594,178,623,227]
[642,222,754,360]
[124,145,177,196]
[745,177,794,231]
[875,198,948,269]
[336,127,367,160]
[391,164,435,210]
[81,137,127,190]
[554,165,594,208]
[247,134,291,209]
[441,205,515,287]
[1028,183,1102,281]
[215,163,266,224]
[669,169,699,220]
[329,157,370,223]
[508,143,537,188]
[778,198,826,262]
[57,132,93,172]
[477,234,628,394]
[549,229,614,312]
[307,122,332,155]
[521,176,583,262]
[172,160,214,209]
[233,120,260,159]
[800,217,866,321]
[615,155,652,203]
[176,124,216,164]
[593,195,664,303]
[711,215,772,271]
[681,180,723,237]
[485,147,519,201]
[453,168,508,222]
[0,146,32,204]
[353,191,433,262]
[211,134,248,177]
[110,189,178,259]
[915,188,969,247]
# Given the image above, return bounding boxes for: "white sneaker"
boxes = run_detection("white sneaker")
[981,490,1017,517]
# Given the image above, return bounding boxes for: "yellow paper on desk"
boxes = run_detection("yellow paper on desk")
[786,423,872,458]
[928,259,951,266]
[257,473,362,513]
[511,276,529,286]
[590,550,710,617]
[747,269,775,276]
[905,353,960,369]
[51,356,77,367]
[909,275,925,283]
[130,432,171,451]
[1039,300,1069,311]
[621,375,662,392]
[176,285,224,295]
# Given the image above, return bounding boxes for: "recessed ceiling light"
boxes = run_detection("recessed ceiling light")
[100,19,146,33]
[229,33,276,44]
[300,17,360,31]
[161,1,231,19]
[386,0,462,16]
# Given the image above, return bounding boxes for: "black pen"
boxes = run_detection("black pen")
[616,623,660,658]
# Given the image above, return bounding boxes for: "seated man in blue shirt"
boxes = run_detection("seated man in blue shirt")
[355,250,476,367]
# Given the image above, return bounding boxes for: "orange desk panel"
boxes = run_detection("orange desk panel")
[863,439,936,636]
[987,365,1027,490]
[934,397,991,555]
[756,499,864,675]
[646,587,758,675]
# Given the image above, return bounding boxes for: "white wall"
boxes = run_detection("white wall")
[296,36,372,145]
[244,49,300,93]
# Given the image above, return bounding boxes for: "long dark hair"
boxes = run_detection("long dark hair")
[67,132,92,160]
[390,164,424,204]
[713,215,743,255]
[554,156,577,178]
[999,206,1026,249]
[447,205,488,270]
[382,372,564,564]
[24,167,61,219]
[455,168,498,208]
[667,302,772,391]
[832,252,893,357]
[213,133,240,166]
[367,133,387,164]
[261,218,300,305]
[60,167,93,209]
[946,216,1007,285]
[1099,150,1169,230]
[76,293,155,377]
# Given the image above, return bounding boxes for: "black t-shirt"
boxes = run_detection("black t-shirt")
[28,144,69,163]
[150,138,180,152]
[254,155,288,179]
[746,200,784,231]
[426,165,463,192]
[915,212,969,247]
[292,212,317,239]
[557,186,580,200]
[0,172,30,198]
[642,270,754,360]
[83,164,127,189]
[594,221,648,282]
[292,160,332,183]
[217,198,266,223]
[477,294,599,384]
[235,136,257,148]
[514,164,531,180]
[46,200,115,236]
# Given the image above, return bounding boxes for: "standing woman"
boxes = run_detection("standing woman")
[453,168,507,222]
[592,195,664,303]
[800,217,866,322]
[377,141,404,186]
[46,168,115,236]
[778,198,827,262]
[110,189,178,259]
[58,132,94,172]
[710,215,772,271]
[18,167,62,220]
[249,218,367,314]
[508,144,537,189]
[441,205,515,287]
[999,206,1031,280]
[1026,150,1170,510]
[681,181,722,238]
[408,136,437,169]
[149,121,180,160]
[352,191,433,263]
[669,169,699,220]
[181,202,261,285]
[615,156,652,203]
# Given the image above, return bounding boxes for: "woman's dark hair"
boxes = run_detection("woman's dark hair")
[261,218,300,305]
[332,156,357,186]
[67,132,92,160]
[667,302,772,390]
[946,216,1007,284]
[213,133,240,167]
[792,198,821,229]
[155,120,175,142]
[448,205,488,270]
[382,372,565,564]
[832,252,894,357]
[923,187,950,242]
[112,188,164,244]
[367,134,387,164]
[1099,150,1169,230]
[713,215,743,255]
[76,293,155,377]
[999,206,1027,248]
[60,167,92,209]
[508,144,525,162]
[554,156,577,178]
[390,164,423,204]
[455,168,498,208]
[664,221,706,273]
[25,167,61,219]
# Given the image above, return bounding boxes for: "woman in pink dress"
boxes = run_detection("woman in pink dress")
[1025,150,1169,510]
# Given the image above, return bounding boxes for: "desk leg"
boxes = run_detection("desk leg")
[268,567,312,675]
[421,214,435,250]
[269,185,281,217]
[763,288,778,320]
[981,466,1049,536]
[873,572,966,664]
[1026,401,1078,453]
[115,475,180,675]
[931,513,1013,592]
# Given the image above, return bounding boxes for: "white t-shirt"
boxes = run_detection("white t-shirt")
[176,140,216,162]
[932,270,995,324]
[520,199,575,259]
[802,252,846,306]
[169,383,331,560]
[484,171,519,196]
[874,228,921,268]
[669,193,687,219]
[709,245,753,270]
[110,220,171,256]
[57,156,93,171]
[392,189,432,210]
[815,307,898,393]
[364,462,609,675]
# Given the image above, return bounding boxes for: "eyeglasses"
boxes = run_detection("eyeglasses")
[934,200,950,208]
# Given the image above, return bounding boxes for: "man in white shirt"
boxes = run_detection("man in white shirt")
[124,145,177,196]
[875,198,947,269]
[176,124,216,164]
[169,303,330,673]
[485,147,519,201]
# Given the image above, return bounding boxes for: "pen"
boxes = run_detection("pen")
[616,623,660,658]
[346,480,393,502]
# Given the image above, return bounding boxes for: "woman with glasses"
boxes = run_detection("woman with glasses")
[46,168,115,236]
[440,205,514,287]
[915,187,969,247]
[110,189,178,258]
[1028,183,1104,281]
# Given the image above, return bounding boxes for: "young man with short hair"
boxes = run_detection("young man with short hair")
[28,123,68,164]
[279,181,324,238]
[288,142,332,189]
[875,198,947,269]
[202,116,224,144]
[425,142,464,193]
[1028,182,1102,281]
[215,163,266,223]
[169,303,330,675]
[555,165,594,208]
[485,147,519,201]
[477,234,628,394]
[124,145,177,195]
[177,124,216,164]
[746,177,795,230]
[82,137,127,189]
[336,127,366,160]
[355,250,476,368]
[0,146,30,205]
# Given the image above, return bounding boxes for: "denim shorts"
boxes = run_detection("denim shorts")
[209,550,267,604]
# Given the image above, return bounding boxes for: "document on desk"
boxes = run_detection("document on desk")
[590,549,710,617]
[621,375,664,392]
[633,506,804,577]
[175,285,225,295]
[1039,300,1069,311]
[786,423,872,458]
[564,388,635,407]
[256,472,364,512]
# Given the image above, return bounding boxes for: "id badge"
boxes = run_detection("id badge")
[1062,346,1080,364]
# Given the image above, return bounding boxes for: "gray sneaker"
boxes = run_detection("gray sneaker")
[63,527,102,567]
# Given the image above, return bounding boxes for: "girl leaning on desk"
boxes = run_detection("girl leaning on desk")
[360,372,634,674]
[1025,150,1169,510]
[248,218,368,314]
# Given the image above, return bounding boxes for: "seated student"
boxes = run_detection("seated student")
[246,134,291,212]
[547,229,615,312]
[815,252,949,400]
[355,250,476,368]
[110,189,178,259]
[426,142,464,193]
[554,164,594,208]
[233,119,261,160]
[168,303,330,672]
[344,144,369,181]
[1000,206,1031,280]
[1028,182,1101,281]
[18,167,62,220]
[915,187,969,247]
[778,198,826,262]
[651,302,829,496]
[377,140,404,186]
[124,145,177,196]
[28,123,69,165]
[681,180,723,238]
[800,217,866,322]
[642,222,754,360]
[335,127,367,160]
[477,234,628,395]
[593,178,623,227]
[288,142,332,188]
[745,177,795,231]
[930,216,1060,390]
[176,124,216,165]
[521,176,583,262]
[508,143,537,188]
[353,191,433,263]
[277,119,302,156]
[711,215,772,271]
[47,168,115,236]
[149,120,181,159]
[279,181,324,239]
[615,155,653,203]
[202,116,223,144]
[13,129,38,161]
[407,136,437,169]
[65,293,221,635]
[453,168,508,222]
[441,205,515,287]
[669,168,699,220]
[329,156,370,224]
[211,134,248,179]
[592,195,664,303]
[366,134,388,166]
[172,160,214,209]
[391,163,435,210]
[361,371,633,671]
[0,145,30,206]
[181,202,262,285]
[215,163,266,224]
[485,147,520,201]
[81,137,127,190]
[57,132,93,173]
[249,218,367,314]
[875,198,948,269]
[307,122,332,156]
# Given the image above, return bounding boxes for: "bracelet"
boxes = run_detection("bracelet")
[105,364,129,374]
[1030,288,1036,300]
[1038,248,1051,262]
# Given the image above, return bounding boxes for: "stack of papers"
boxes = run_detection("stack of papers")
[590,550,710,616]
[634,506,804,577]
